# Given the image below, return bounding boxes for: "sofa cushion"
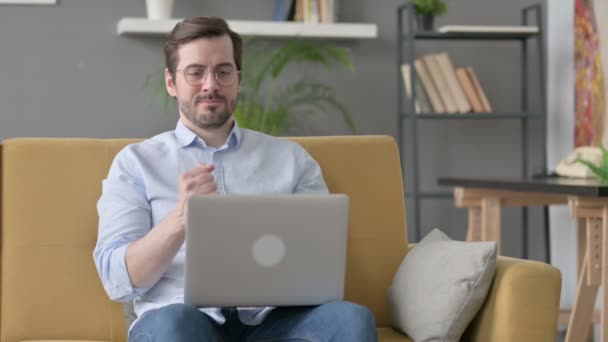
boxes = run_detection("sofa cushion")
[387,228,497,342]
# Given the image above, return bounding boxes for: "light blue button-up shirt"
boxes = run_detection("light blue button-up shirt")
[93,120,328,327]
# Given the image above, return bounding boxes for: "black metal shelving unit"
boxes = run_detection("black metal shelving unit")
[396,3,547,259]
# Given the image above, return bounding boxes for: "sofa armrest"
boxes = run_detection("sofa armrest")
[462,256,562,342]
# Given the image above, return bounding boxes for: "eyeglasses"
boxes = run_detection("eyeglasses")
[176,64,240,87]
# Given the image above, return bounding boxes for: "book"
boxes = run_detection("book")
[435,53,471,113]
[422,54,458,113]
[466,67,492,112]
[272,0,295,21]
[300,0,322,23]
[414,59,445,112]
[302,0,310,22]
[437,25,539,34]
[401,64,420,113]
[319,0,328,23]
[308,0,320,23]
[319,0,337,23]
[455,67,484,112]
[294,0,304,22]
[401,64,432,113]
[412,68,432,113]
[329,0,338,22]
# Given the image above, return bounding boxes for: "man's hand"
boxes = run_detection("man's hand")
[179,163,218,199]
[172,164,218,232]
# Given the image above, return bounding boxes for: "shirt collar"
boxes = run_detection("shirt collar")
[174,119,242,149]
[174,120,198,147]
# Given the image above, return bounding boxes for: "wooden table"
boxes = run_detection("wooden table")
[438,177,608,342]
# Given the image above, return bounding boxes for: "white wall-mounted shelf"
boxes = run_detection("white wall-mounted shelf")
[0,0,55,4]
[117,18,378,39]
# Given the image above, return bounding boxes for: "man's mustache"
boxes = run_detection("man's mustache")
[195,94,226,102]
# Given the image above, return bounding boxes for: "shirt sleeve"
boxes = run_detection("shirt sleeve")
[293,146,329,194]
[93,147,153,301]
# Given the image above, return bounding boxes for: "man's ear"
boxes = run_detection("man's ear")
[165,68,177,97]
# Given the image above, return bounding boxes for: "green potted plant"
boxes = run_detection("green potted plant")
[412,0,448,31]
[236,38,356,135]
[576,146,608,184]
[146,38,356,136]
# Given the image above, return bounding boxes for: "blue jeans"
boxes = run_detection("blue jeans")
[129,301,377,342]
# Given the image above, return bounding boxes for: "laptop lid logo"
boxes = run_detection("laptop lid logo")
[252,234,286,267]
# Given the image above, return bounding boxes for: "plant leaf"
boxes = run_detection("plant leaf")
[247,39,352,83]
[576,158,608,183]
[234,39,356,135]
[599,145,608,171]
[144,69,173,113]
[413,0,448,16]
[272,80,357,133]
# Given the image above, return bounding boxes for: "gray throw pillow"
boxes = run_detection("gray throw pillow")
[387,228,497,342]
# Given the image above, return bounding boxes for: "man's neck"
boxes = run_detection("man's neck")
[181,117,234,148]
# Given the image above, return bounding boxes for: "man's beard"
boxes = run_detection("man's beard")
[179,93,237,130]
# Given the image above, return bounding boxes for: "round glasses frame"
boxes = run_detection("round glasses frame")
[176,65,241,87]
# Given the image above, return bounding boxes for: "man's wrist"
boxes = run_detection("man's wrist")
[163,207,186,241]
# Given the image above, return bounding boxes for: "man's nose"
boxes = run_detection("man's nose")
[202,71,220,91]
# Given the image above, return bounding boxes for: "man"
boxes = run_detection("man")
[93,16,377,342]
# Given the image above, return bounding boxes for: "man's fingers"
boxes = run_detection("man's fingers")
[180,164,217,198]
[194,182,217,194]
[195,172,214,183]
[183,175,213,189]
[181,164,215,181]
[193,164,214,173]
[183,178,217,193]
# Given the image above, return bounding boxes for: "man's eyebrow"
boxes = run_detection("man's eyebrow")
[184,63,206,69]
[215,62,236,68]
[184,62,235,68]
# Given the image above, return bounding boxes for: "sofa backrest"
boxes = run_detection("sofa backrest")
[0,136,408,342]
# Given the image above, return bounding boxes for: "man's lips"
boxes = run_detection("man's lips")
[196,97,225,105]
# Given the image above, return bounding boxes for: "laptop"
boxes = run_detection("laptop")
[184,194,350,308]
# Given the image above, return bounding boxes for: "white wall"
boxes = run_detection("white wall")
[547,0,576,311]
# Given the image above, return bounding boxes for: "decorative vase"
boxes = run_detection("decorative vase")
[146,0,175,20]
[416,14,435,31]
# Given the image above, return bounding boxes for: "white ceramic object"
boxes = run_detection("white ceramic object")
[146,0,175,20]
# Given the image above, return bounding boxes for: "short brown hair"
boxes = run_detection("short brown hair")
[163,17,243,77]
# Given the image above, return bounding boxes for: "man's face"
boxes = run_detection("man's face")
[166,35,239,131]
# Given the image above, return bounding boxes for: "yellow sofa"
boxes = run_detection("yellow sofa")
[0,136,561,342]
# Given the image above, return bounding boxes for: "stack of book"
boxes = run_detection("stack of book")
[401,52,492,114]
[273,0,338,23]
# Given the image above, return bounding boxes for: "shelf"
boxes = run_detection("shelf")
[400,112,542,120]
[397,2,546,244]
[405,31,539,41]
[117,18,378,39]
[0,0,55,3]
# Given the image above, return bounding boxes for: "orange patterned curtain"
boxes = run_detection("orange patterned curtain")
[575,0,605,147]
